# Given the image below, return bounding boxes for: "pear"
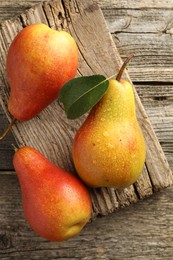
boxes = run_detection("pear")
[72,57,146,188]
[13,146,92,242]
[6,23,78,121]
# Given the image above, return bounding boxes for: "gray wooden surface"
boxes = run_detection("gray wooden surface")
[1,0,172,218]
[0,1,173,259]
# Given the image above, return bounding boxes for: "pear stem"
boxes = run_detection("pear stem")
[116,53,134,81]
[0,117,16,141]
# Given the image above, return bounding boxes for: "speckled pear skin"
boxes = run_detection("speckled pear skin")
[7,24,78,121]
[13,146,92,242]
[72,79,146,188]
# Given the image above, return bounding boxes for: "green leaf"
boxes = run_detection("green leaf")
[59,75,109,119]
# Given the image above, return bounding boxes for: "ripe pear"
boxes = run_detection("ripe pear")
[6,23,78,121]
[13,146,92,242]
[72,61,146,188]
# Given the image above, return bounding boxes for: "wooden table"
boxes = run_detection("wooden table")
[0,1,173,259]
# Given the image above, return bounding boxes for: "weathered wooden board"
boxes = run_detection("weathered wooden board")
[0,0,42,21]
[1,1,173,171]
[100,0,173,9]
[1,83,173,171]
[1,0,173,83]
[135,84,173,169]
[0,0,172,219]
[1,173,173,259]
[101,0,173,82]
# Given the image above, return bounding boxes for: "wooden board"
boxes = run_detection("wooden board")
[1,0,173,83]
[1,1,173,172]
[0,173,173,259]
[0,0,172,219]
[101,0,173,83]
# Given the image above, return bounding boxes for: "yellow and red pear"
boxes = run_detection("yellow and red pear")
[72,56,146,189]
[6,23,78,121]
[13,146,92,242]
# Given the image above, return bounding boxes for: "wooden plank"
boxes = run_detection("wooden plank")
[99,0,173,9]
[0,2,171,170]
[2,84,173,171]
[0,0,172,219]
[1,172,173,259]
[0,105,16,169]
[101,6,173,82]
[1,1,173,83]
[0,1,173,258]
[103,9,173,34]
[0,1,41,22]
[135,84,173,168]
[1,0,173,14]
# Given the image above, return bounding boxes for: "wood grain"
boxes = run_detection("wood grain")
[0,173,173,259]
[0,1,173,259]
[0,1,42,21]
[101,0,173,82]
[1,0,173,170]
[1,1,173,82]
[0,0,172,219]
[99,0,173,9]
[1,84,173,171]
[135,84,173,168]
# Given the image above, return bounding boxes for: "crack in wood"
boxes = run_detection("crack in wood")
[0,233,11,249]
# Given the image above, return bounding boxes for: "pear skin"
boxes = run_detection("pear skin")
[7,24,78,121]
[13,146,92,242]
[72,79,146,188]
